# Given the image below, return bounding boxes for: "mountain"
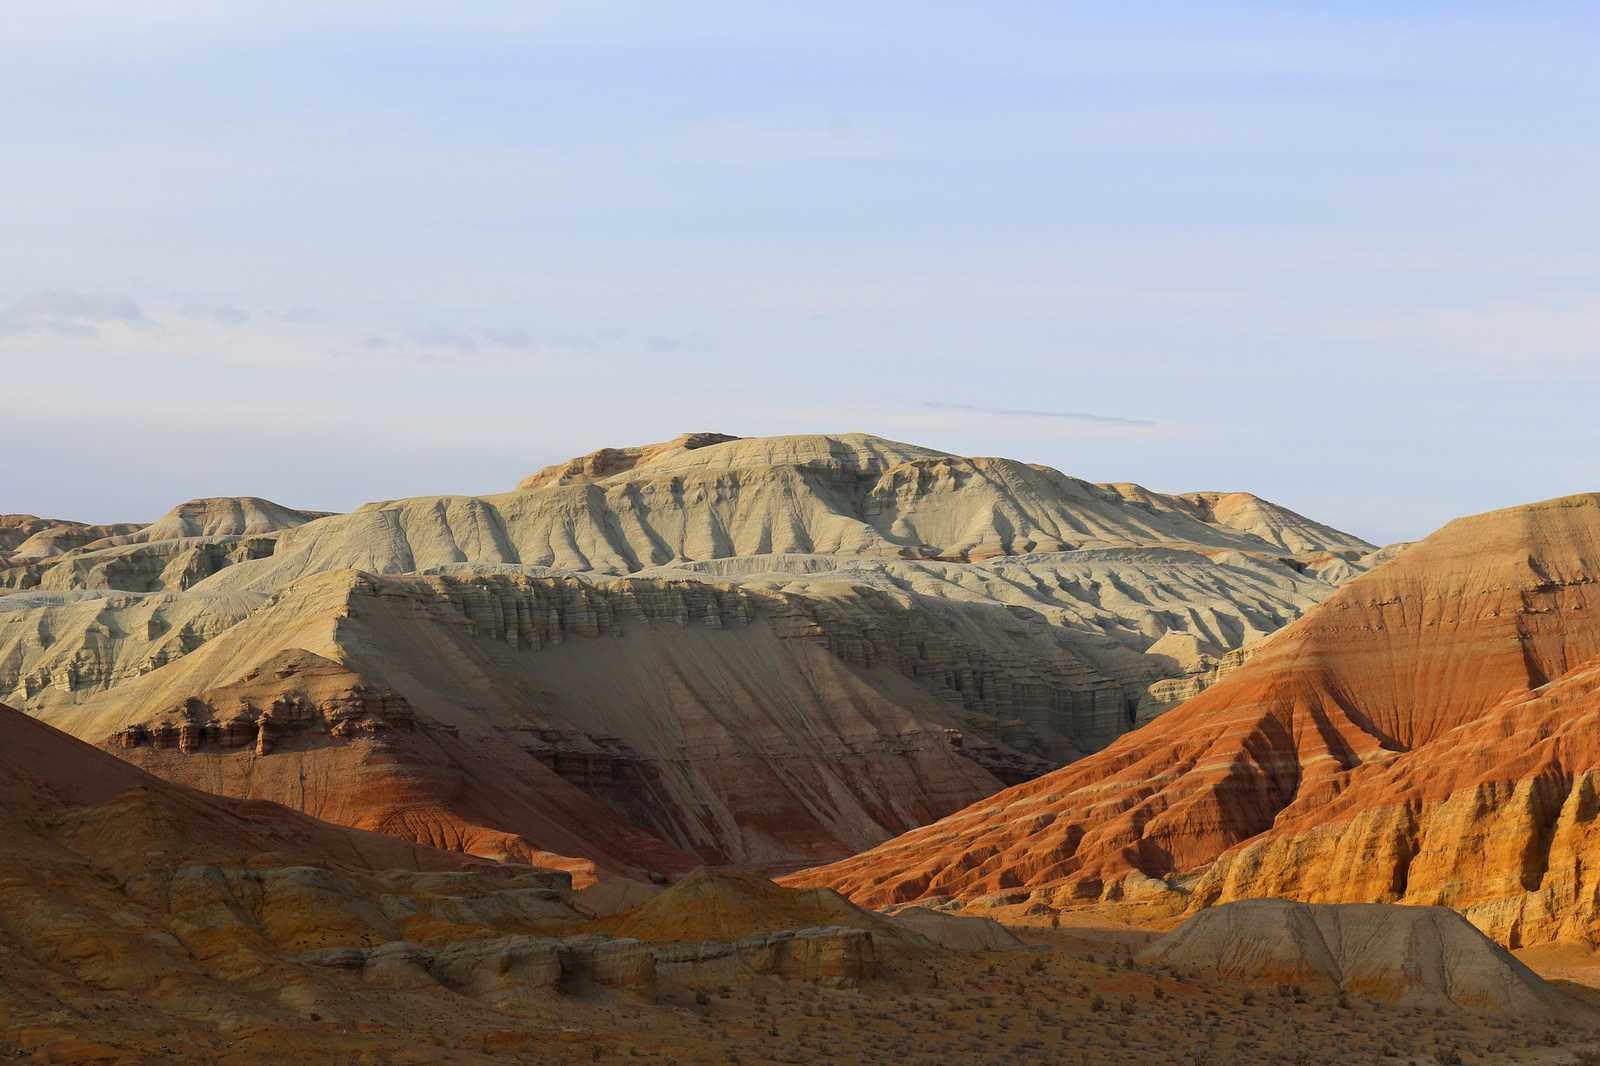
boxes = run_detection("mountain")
[788,493,1600,952]
[2,433,1380,881]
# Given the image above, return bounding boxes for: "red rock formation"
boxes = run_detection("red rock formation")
[0,698,509,875]
[105,649,701,886]
[790,494,1600,948]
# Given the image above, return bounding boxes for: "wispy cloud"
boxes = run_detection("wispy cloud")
[1,289,148,337]
[923,401,1157,427]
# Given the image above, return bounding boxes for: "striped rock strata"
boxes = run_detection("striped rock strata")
[789,494,1600,951]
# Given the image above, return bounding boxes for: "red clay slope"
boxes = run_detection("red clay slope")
[0,699,516,877]
[788,494,1600,948]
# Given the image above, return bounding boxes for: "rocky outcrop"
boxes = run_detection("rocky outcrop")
[651,926,877,988]
[0,588,251,709]
[77,634,704,885]
[642,545,1339,718]
[790,494,1600,951]
[0,534,282,593]
[1136,899,1596,1021]
[107,648,416,756]
[518,432,745,489]
[302,933,656,1004]
[1135,639,1263,724]
[0,699,725,1058]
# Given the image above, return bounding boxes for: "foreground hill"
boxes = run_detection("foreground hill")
[790,494,1600,950]
[4,704,1588,1065]
[3,433,1380,879]
[1137,899,1593,1021]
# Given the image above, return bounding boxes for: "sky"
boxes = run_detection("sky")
[1,1,1595,545]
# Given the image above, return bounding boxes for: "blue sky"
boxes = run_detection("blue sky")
[1,1,1595,544]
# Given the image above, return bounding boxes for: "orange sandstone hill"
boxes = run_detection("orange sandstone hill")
[789,494,1600,950]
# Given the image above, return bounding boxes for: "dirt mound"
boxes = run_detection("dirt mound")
[589,868,901,944]
[569,876,665,917]
[1137,899,1597,1021]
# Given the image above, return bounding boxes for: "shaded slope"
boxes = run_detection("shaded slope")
[38,568,1116,878]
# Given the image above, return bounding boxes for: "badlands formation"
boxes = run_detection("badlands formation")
[795,494,1600,955]
[3,432,1599,1062]
[1,433,1382,880]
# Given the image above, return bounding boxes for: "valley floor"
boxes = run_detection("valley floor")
[4,922,1594,1066]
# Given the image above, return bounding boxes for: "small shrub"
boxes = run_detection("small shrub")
[1089,994,1107,1013]
[1574,1049,1600,1066]
[1434,1045,1463,1066]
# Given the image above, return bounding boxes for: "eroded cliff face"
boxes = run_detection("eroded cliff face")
[789,494,1600,951]
[38,569,1132,878]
